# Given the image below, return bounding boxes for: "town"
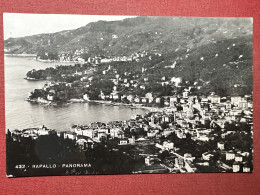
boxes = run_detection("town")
[9,89,253,174]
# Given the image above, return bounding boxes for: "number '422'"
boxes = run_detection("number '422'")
[15,165,25,169]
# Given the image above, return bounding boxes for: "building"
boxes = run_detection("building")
[202,152,214,161]
[175,157,184,168]
[145,93,154,103]
[155,97,161,104]
[145,156,155,166]
[171,77,182,86]
[233,162,240,172]
[239,100,248,109]
[162,141,174,150]
[110,92,119,100]
[83,94,90,101]
[217,142,225,150]
[147,130,157,138]
[128,137,135,144]
[183,91,189,98]
[141,97,148,103]
[226,151,235,160]
[235,155,243,162]
[76,138,94,150]
[82,129,94,138]
[170,96,178,106]
[119,138,128,145]
[64,132,77,140]
[134,97,140,103]
[231,96,242,106]
[47,94,54,101]
[135,138,151,145]
[100,91,106,100]
[37,128,49,136]
[243,166,251,173]
[208,95,221,104]
[185,160,197,173]
[225,101,232,109]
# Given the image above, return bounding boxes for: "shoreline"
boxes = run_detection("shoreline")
[4,53,37,57]
[68,99,162,112]
[4,54,75,63]
[27,97,162,112]
[20,98,160,132]
[36,58,76,63]
[24,77,46,81]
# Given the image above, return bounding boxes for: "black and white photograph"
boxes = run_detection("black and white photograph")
[4,13,253,177]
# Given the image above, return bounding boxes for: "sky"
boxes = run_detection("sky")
[3,13,136,40]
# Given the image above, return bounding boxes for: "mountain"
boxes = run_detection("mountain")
[4,16,252,57]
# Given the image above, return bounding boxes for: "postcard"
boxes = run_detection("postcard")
[4,13,253,177]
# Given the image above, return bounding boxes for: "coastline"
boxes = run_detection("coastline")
[4,54,75,63]
[69,99,162,112]
[4,53,37,57]
[36,58,75,63]
[27,97,162,112]
[22,98,154,132]
[24,77,46,81]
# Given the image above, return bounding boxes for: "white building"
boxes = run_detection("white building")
[82,129,94,138]
[202,152,214,161]
[233,163,240,172]
[162,141,174,150]
[231,96,242,106]
[243,166,251,173]
[208,95,221,104]
[226,151,235,160]
[83,94,90,101]
[235,155,243,162]
[217,142,225,150]
[119,139,128,145]
[47,94,54,101]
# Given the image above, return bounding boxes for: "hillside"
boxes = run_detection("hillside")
[4,16,252,57]
[97,35,253,97]
[26,35,253,98]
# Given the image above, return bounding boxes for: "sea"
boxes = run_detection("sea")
[4,56,146,131]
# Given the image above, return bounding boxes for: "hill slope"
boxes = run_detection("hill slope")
[4,16,252,57]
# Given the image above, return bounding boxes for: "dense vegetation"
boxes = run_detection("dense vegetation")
[26,63,90,81]
[6,131,140,176]
[36,51,59,61]
[27,35,252,98]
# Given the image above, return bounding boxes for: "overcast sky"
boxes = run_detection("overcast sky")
[3,13,136,40]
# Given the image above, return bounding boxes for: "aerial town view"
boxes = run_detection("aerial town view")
[4,14,253,177]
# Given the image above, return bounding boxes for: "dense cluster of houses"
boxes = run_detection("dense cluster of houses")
[15,88,253,173]
[24,50,253,173]
[10,125,54,141]
[56,48,156,65]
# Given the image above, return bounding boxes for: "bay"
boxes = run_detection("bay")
[4,56,146,131]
